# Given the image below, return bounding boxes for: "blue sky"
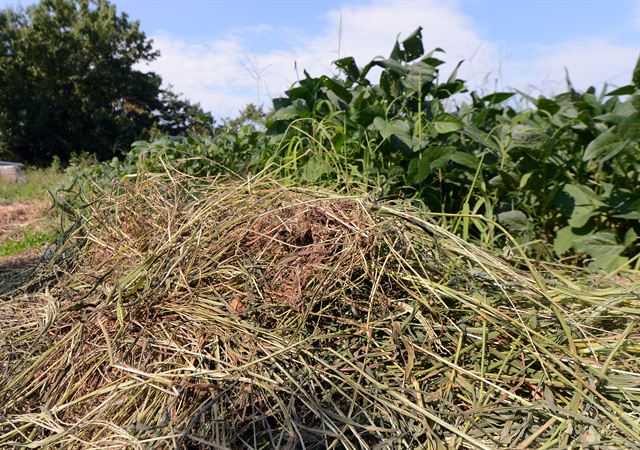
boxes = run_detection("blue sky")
[3,0,639,116]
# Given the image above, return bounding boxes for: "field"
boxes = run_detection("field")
[0,166,65,270]
[1,31,639,449]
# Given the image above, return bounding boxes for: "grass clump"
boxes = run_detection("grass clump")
[0,166,66,202]
[0,230,53,257]
[1,168,639,449]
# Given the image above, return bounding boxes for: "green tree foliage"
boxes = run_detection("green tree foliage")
[155,88,214,136]
[0,0,211,165]
[218,103,266,131]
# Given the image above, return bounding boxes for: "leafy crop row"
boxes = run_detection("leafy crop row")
[92,28,640,271]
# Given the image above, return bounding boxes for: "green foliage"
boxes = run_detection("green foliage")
[0,0,160,164]
[88,29,639,271]
[0,230,53,257]
[89,125,268,183]
[154,88,215,136]
[261,28,640,271]
[218,103,267,131]
[0,0,213,166]
[0,164,66,201]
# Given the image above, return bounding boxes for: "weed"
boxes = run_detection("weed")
[0,166,65,202]
[0,230,52,256]
[2,169,639,448]
[87,29,639,271]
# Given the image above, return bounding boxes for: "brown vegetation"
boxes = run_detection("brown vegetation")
[1,175,639,448]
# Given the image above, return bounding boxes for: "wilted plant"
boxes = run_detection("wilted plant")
[2,166,639,448]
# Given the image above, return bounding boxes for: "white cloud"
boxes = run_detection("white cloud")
[139,0,638,117]
[137,33,257,115]
[499,39,638,96]
[141,0,497,116]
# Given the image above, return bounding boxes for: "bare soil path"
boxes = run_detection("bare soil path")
[0,200,49,270]
[0,201,48,235]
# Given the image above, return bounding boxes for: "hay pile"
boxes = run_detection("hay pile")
[1,173,639,449]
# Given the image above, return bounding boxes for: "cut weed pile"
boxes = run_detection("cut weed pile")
[1,172,639,449]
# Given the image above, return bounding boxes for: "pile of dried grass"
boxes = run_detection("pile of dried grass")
[1,172,639,449]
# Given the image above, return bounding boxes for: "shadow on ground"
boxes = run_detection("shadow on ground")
[0,253,41,297]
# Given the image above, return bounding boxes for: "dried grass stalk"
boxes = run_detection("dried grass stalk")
[1,173,639,449]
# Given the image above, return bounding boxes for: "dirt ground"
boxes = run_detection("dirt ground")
[0,252,41,270]
[0,201,49,270]
[0,201,48,236]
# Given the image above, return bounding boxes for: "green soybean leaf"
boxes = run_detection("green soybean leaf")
[373,117,412,149]
[272,97,291,109]
[573,232,627,271]
[421,47,446,67]
[373,117,396,140]
[450,151,479,169]
[434,80,466,99]
[583,131,628,162]
[497,210,530,233]
[481,92,515,104]
[422,56,445,67]
[401,27,424,61]
[407,156,431,183]
[447,60,464,83]
[373,58,408,76]
[614,206,640,220]
[433,114,464,134]
[272,98,310,121]
[321,76,352,103]
[389,39,403,61]
[404,62,437,91]
[463,126,499,152]
[568,207,597,229]
[554,226,576,255]
[519,172,534,188]
[427,146,457,169]
[560,184,604,228]
[624,228,638,247]
[498,170,520,189]
[605,85,636,96]
[351,103,385,126]
[537,98,560,115]
[391,123,413,150]
[334,57,360,82]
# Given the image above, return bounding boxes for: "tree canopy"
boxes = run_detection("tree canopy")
[0,0,212,165]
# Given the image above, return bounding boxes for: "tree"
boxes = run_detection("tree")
[155,88,215,136]
[0,0,163,165]
[218,103,267,132]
